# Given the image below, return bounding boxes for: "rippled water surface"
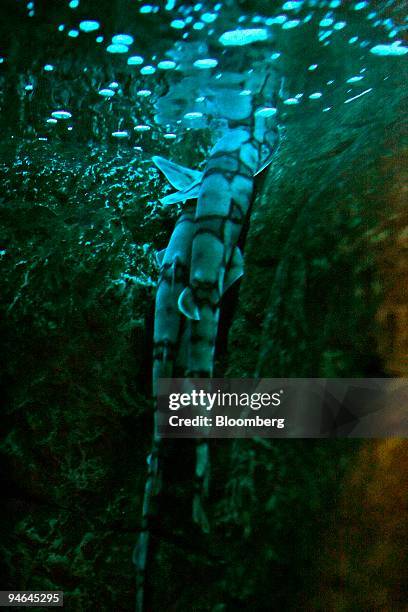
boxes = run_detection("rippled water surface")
[0,0,406,159]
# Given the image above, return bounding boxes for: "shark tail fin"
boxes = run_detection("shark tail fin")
[159,184,201,207]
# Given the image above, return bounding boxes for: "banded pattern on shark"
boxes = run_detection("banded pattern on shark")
[133,203,196,612]
[134,70,280,612]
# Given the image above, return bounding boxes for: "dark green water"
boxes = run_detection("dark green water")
[0,1,407,611]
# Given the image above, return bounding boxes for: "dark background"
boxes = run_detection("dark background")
[0,1,407,610]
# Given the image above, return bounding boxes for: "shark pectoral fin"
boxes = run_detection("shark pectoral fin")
[255,154,274,176]
[152,155,203,191]
[155,248,166,267]
[178,287,200,321]
[223,247,244,294]
[159,183,201,207]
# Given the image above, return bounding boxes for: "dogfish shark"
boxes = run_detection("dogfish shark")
[133,202,196,612]
[135,71,280,612]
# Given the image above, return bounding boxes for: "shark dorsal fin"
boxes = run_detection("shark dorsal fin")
[152,155,203,191]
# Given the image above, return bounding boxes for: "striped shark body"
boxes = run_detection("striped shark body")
[152,202,196,389]
[178,90,280,326]
[135,69,280,612]
[154,79,279,484]
[134,203,196,612]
